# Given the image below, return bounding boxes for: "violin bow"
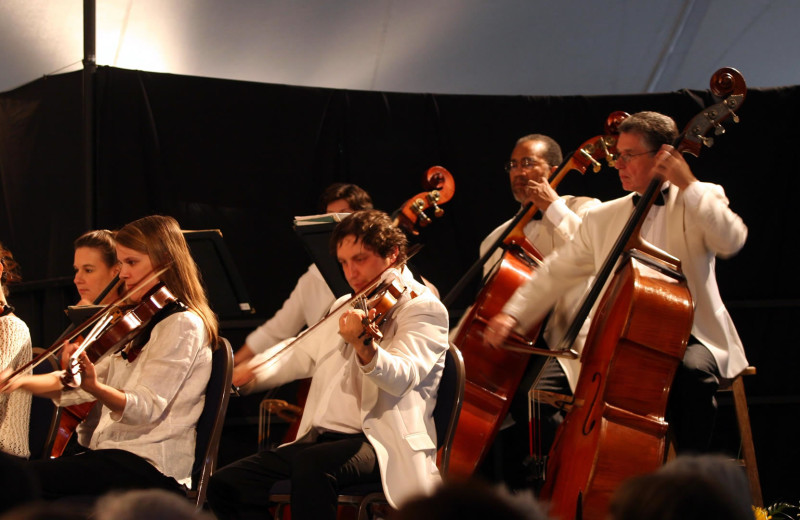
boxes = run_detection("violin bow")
[0,264,172,387]
[241,244,423,380]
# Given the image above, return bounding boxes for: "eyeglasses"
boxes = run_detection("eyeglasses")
[504,156,547,173]
[616,150,656,165]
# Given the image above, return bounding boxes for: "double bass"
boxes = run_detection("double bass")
[446,114,626,478]
[540,67,747,520]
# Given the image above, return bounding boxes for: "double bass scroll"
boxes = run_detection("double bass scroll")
[393,166,455,235]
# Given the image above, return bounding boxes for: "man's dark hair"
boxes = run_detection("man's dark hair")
[516,134,563,168]
[318,183,373,213]
[329,209,407,264]
[617,111,679,150]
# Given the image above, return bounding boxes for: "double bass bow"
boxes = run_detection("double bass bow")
[445,113,625,478]
[540,67,747,520]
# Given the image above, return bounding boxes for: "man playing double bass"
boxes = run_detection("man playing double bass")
[468,134,599,487]
[485,111,749,454]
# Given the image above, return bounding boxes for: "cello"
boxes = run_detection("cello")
[540,67,747,520]
[446,113,626,478]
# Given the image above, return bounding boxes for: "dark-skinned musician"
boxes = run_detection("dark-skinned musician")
[485,111,748,453]
[461,134,599,488]
[208,209,449,520]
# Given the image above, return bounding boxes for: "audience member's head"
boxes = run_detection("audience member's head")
[0,502,85,520]
[608,454,755,520]
[390,479,551,520]
[93,488,213,520]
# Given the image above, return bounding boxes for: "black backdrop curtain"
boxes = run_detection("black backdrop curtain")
[1,66,798,502]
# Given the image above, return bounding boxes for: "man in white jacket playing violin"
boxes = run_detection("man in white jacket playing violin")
[208,209,449,520]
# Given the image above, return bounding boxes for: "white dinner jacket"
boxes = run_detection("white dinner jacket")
[505,182,748,379]
[246,269,450,508]
[476,195,599,391]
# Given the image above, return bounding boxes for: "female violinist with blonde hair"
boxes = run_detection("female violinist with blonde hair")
[0,242,32,458]
[0,215,218,501]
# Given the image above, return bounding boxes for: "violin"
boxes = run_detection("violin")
[0,266,170,390]
[393,166,455,235]
[61,283,178,386]
[50,281,180,457]
[354,274,412,345]
[244,246,422,380]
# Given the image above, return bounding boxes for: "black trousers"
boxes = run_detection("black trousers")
[478,356,570,492]
[207,432,381,520]
[26,448,183,500]
[667,340,721,453]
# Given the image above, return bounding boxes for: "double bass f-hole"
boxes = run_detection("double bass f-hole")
[581,372,602,436]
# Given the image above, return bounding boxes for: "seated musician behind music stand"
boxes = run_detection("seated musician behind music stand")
[68,229,123,453]
[73,230,121,307]
[485,111,748,453]
[470,134,598,488]
[0,215,218,501]
[232,183,373,377]
[208,209,449,520]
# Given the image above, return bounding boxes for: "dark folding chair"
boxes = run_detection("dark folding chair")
[270,343,466,520]
[186,336,234,511]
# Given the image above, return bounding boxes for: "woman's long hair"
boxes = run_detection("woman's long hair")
[114,215,219,347]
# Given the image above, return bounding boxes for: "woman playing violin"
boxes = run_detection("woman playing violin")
[0,215,218,501]
[0,242,32,459]
[73,229,121,306]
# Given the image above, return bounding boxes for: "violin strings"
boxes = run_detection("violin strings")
[72,312,114,360]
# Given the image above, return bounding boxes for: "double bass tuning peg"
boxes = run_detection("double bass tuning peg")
[427,190,444,217]
[579,148,602,173]
[410,198,432,226]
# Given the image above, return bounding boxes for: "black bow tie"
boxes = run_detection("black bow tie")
[632,188,668,207]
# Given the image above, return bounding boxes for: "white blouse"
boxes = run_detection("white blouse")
[56,310,211,487]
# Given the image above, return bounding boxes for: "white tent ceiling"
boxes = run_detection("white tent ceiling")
[0,0,795,96]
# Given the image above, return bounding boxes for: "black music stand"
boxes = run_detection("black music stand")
[183,230,254,319]
[293,214,351,298]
